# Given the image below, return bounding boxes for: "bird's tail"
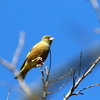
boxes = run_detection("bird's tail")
[15,72,27,82]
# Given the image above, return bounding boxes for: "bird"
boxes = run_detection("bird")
[15,35,54,81]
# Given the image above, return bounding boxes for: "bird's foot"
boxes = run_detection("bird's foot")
[32,57,43,62]
[36,57,43,61]
[36,62,44,67]
[36,63,43,67]
[35,57,44,67]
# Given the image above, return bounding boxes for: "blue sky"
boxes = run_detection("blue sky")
[0,0,100,100]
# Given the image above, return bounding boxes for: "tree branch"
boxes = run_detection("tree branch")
[49,69,73,83]
[63,56,100,100]
[6,89,11,100]
[74,83,100,95]
[47,73,72,95]
[0,32,33,96]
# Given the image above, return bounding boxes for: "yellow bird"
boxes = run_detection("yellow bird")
[15,35,54,81]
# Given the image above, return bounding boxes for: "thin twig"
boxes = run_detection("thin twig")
[42,50,52,100]
[83,61,94,75]
[6,89,11,100]
[49,69,73,83]
[47,73,72,95]
[45,49,52,82]
[48,49,52,72]
[45,66,49,75]
[79,50,82,77]
[63,56,100,100]
[74,83,100,95]
[41,66,45,84]
[72,68,76,87]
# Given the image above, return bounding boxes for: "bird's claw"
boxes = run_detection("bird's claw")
[33,57,44,67]
[36,57,43,61]
[32,57,43,62]
[36,62,44,67]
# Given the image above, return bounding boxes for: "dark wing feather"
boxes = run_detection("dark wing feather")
[20,59,27,70]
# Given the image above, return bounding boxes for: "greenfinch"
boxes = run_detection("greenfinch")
[15,35,54,81]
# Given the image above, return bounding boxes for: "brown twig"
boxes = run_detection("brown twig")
[48,49,52,72]
[74,83,100,95]
[47,73,72,95]
[63,56,100,100]
[78,50,82,77]
[49,69,73,83]
[83,62,93,75]
[72,68,76,87]
[42,50,52,100]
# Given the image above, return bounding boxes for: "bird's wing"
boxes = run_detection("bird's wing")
[20,42,49,70]
[20,59,27,70]
[20,44,39,70]
[27,42,49,62]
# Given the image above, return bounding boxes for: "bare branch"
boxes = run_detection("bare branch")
[89,0,100,33]
[48,49,52,72]
[49,69,73,83]
[90,0,99,10]
[42,66,50,100]
[74,83,100,95]
[41,66,45,84]
[45,66,49,75]
[6,89,11,100]
[83,62,93,75]
[0,57,18,75]
[0,32,33,96]
[90,0,100,22]
[0,58,32,96]
[42,50,52,100]
[72,68,76,87]
[63,56,100,100]
[47,73,72,95]
[11,32,25,66]
[78,50,82,77]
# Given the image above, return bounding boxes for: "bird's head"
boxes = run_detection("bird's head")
[41,35,54,45]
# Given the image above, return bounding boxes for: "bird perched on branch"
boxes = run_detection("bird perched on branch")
[15,35,54,81]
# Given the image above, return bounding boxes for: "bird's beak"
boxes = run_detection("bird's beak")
[49,37,54,40]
